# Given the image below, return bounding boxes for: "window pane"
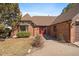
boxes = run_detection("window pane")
[75,21,79,26]
[20,25,26,31]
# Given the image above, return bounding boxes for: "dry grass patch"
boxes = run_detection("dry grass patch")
[0,38,33,56]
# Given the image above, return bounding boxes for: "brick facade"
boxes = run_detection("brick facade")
[56,21,71,42]
[49,21,71,42]
[15,23,47,37]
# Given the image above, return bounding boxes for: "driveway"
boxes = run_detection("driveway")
[27,37,79,56]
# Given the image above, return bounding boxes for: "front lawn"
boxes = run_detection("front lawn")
[0,38,33,56]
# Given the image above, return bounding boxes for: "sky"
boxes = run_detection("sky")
[19,3,68,16]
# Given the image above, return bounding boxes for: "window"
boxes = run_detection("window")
[26,25,28,32]
[20,25,28,31]
[75,21,79,26]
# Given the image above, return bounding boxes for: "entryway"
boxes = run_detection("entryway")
[39,27,47,36]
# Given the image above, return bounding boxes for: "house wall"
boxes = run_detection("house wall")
[47,26,56,37]
[34,27,39,36]
[11,20,73,43]
[16,24,47,37]
[27,24,42,36]
[17,25,45,36]
[70,24,76,43]
[49,21,71,42]
[18,21,35,36]
[46,26,50,35]
[56,21,71,42]
[47,20,79,43]
[28,24,34,36]
[75,26,79,42]
[71,22,79,43]
[71,14,79,43]
[50,26,55,37]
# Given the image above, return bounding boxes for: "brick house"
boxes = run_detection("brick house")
[11,13,56,37]
[11,4,79,43]
[48,4,79,43]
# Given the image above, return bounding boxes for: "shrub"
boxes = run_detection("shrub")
[0,24,5,32]
[32,34,44,47]
[4,28,11,33]
[34,34,41,41]
[17,31,31,38]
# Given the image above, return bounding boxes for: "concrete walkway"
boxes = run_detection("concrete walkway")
[73,41,79,46]
[27,37,79,56]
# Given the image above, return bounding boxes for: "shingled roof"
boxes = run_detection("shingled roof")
[21,13,32,21]
[21,13,57,26]
[53,3,79,24]
[32,16,56,26]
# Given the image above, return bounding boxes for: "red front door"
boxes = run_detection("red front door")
[39,27,46,36]
[39,28,42,34]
